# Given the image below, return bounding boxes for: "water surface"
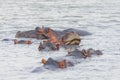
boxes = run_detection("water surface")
[0,0,120,80]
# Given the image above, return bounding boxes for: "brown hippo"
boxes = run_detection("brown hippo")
[2,38,32,45]
[38,31,81,51]
[41,58,74,70]
[39,48,103,70]
[15,27,48,39]
[15,27,89,51]
[86,48,103,56]
[61,32,81,45]
[38,41,59,51]
[15,27,91,39]
[14,39,32,44]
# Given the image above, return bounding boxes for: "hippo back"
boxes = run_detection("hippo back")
[67,49,84,58]
[44,58,59,69]
[63,28,91,36]
[62,32,81,45]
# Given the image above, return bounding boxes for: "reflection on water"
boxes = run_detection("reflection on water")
[0,0,120,80]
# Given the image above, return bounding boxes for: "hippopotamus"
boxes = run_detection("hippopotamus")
[2,38,15,41]
[86,48,103,56]
[38,41,59,51]
[15,27,91,51]
[67,49,87,58]
[2,38,32,45]
[13,39,32,44]
[38,31,81,51]
[15,27,91,39]
[39,48,103,70]
[62,32,81,45]
[41,57,74,70]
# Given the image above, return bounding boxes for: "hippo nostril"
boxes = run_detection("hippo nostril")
[58,60,66,69]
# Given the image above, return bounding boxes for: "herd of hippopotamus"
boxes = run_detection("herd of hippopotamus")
[2,26,103,70]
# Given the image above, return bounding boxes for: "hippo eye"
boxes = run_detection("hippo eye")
[44,29,49,34]
[44,28,51,33]
[45,31,49,33]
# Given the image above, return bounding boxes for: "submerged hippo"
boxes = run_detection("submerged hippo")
[86,48,103,56]
[2,38,15,41]
[38,41,59,51]
[14,39,32,44]
[41,58,74,70]
[38,31,80,51]
[15,27,91,39]
[2,39,32,45]
[40,48,103,70]
[62,32,81,45]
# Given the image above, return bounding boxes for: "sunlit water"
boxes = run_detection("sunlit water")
[0,0,120,80]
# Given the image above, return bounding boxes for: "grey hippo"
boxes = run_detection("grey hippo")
[36,48,103,70]
[38,31,81,51]
[15,27,91,50]
[15,27,91,39]
[2,39,32,44]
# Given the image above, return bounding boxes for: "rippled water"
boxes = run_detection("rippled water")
[0,0,120,80]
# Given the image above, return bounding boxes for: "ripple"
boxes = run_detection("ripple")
[0,0,120,80]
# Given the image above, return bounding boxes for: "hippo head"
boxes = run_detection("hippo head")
[36,27,52,35]
[87,48,103,56]
[67,49,86,59]
[41,58,69,69]
[62,32,81,45]
[35,27,43,34]
[44,27,51,34]
[38,41,60,51]
[41,58,59,69]
[35,27,57,41]
[44,27,58,43]
[95,50,103,55]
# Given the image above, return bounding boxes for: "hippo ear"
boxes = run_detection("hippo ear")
[35,27,40,31]
[41,59,47,65]
[82,49,87,58]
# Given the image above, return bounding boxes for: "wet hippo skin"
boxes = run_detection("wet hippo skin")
[67,49,85,58]
[15,30,45,39]
[39,48,103,70]
[62,28,92,36]
[15,27,91,39]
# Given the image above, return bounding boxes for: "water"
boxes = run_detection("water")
[0,0,120,80]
